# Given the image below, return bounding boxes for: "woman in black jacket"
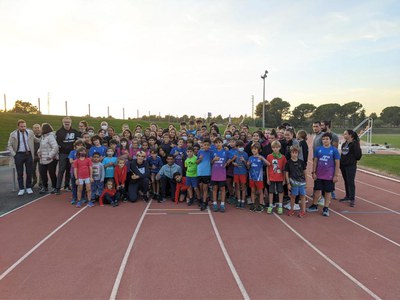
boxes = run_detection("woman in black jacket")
[340,129,362,207]
[128,151,150,202]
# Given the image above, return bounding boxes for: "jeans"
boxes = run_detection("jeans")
[340,164,357,200]
[103,193,115,204]
[128,178,149,202]
[39,160,58,189]
[14,153,33,190]
[160,176,176,199]
[56,153,71,189]
[91,180,104,200]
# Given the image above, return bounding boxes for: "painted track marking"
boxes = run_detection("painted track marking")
[110,200,152,300]
[274,213,381,300]
[358,168,400,183]
[355,180,400,197]
[0,206,88,281]
[207,209,250,300]
[0,194,50,218]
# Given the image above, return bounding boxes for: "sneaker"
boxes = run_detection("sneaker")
[293,204,301,211]
[213,203,219,212]
[220,204,225,213]
[115,201,119,207]
[317,196,325,206]
[284,203,291,210]
[158,197,166,203]
[188,198,194,206]
[277,207,283,215]
[143,195,149,203]
[70,199,76,205]
[64,186,72,191]
[54,188,61,195]
[287,210,295,217]
[339,197,351,203]
[87,201,95,207]
[298,211,306,218]
[17,189,25,196]
[255,205,264,213]
[236,201,241,209]
[307,204,319,212]
[350,200,355,207]
[26,188,33,194]
[76,201,82,208]
[39,187,49,194]
[267,206,273,214]
[200,202,207,211]
[331,191,337,200]
[322,207,330,217]
[249,203,256,211]
[240,202,246,209]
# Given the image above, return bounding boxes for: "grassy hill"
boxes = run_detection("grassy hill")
[0,112,172,150]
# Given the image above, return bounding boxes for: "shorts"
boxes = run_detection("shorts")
[198,176,211,184]
[290,185,306,196]
[78,178,91,185]
[234,174,247,184]
[249,180,263,190]
[210,180,226,188]
[186,176,198,188]
[269,181,283,194]
[313,179,334,193]
[226,174,234,179]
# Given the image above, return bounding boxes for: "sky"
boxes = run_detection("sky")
[0,0,399,119]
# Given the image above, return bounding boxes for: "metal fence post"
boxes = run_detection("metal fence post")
[12,167,17,192]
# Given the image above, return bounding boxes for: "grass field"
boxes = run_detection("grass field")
[0,112,172,150]
[361,134,400,149]
[358,155,400,178]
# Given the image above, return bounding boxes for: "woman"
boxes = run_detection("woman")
[37,123,59,194]
[340,129,362,207]
[128,151,150,202]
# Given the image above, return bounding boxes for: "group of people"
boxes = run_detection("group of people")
[7,117,362,216]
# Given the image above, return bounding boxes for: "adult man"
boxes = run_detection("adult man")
[32,123,42,188]
[312,121,324,154]
[7,119,36,196]
[321,120,339,148]
[55,116,81,194]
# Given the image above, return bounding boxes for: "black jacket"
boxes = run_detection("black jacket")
[129,159,150,183]
[340,141,362,166]
[56,127,81,154]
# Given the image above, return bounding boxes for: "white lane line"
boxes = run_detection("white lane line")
[188,212,208,215]
[148,208,199,211]
[274,214,381,300]
[306,174,400,215]
[358,168,400,183]
[146,212,167,215]
[110,200,152,300]
[0,194,50,218]
[355,180,400,197]
[207,209,250,300]
[0,206,88,281]
[306,195,400,248]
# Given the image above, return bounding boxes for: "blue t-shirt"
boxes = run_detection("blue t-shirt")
[232,149,248,175]
[170,146,187,170]
[102,157,118,178]
[211,148,228,181]
[89,145,107,157]
[314,145,340,180]
[147,156,163,174]
[197,149,213,176]
[248,156,265,181]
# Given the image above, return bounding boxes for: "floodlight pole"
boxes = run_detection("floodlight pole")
[261,70,268,128]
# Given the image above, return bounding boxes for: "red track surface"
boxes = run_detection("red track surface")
[0,168,399,299]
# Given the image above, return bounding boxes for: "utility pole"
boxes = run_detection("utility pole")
[38,98,41,113]
[251,95,254,119]
[137,109,139,119]
[4,94,6,112]
[107,106,110,117]
[47,92,50,115]
[65,101,68,116]
[88,104,91,117]
[123,107,125,120]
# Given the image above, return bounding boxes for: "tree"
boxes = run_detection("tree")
[269,98,291,125]
[380,106,400,126]
[369,112,378,119]
[339,101,363,127]
[10,100,40,114]
[312,103,341,123]
[290,103,316,126]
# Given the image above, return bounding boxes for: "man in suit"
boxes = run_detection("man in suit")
[7,119,36,196]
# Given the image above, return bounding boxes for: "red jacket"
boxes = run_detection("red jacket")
[99,188,116,205]
[114,165,127,186]
[175,177,188,204]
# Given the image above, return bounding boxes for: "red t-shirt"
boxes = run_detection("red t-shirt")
[73,158,93,179]
[267,154,287,182]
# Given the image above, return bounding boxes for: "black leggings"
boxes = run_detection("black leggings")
[39,160,58,189]
[340,164,357,200]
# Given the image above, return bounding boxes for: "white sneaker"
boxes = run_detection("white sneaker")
[26,188,34,194]
[284,203,291,210]
[18,189,25,196]
[293,204,301,211]
[318,196,325,206]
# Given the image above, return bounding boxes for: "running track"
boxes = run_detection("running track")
[0,169,399,299]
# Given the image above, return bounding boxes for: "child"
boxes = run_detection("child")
[102,147,118,182]
[170,138,187,173]
[196,139,213,211]
[247,142,268,212]
[89,135,107,159]
[99,180,118,207]
[148,136,159,151]
[117,137,131,161]
[68,140,85,204]
[114,158,128,203]
[156,155,182,203]
[147,148,163,200]
[91,152,105,201]
[266,141,287,214]
[307,133,340,217]
[158,147,167,165]
[130,138,140,159]
[141,140,150,158]
[231,140,248,208]
[73,147,93,208]
[184,146,200,206]
[285,145,307,218]
[173,172,188,204]
[211,137,228,212]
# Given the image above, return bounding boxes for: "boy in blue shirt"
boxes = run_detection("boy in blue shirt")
[102,148,118,182]
[196,139,213,211]
[89,135,107,159]
[247,142,268,212]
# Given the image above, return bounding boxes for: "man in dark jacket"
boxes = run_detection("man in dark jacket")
[55,116,81,194]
